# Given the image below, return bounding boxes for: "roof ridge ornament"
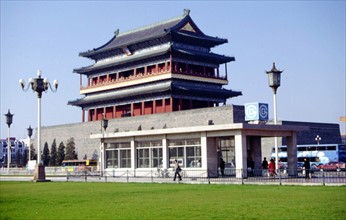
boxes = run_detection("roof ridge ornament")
[271,62,278,72]
[114,29,120,37]
[184,9,190,16]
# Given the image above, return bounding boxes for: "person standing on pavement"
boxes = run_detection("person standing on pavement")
[303,158,311,179]
[262,157,268,176]
[219,158,225,177]
[268,158,276,177]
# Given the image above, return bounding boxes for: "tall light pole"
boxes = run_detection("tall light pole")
[27,125,33,161]
[266,62,283,171]
[4,109,14,174]
[100,117,108,175]
[20,70,58,181]
[315,135,321,145]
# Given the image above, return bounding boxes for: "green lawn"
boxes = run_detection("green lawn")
[0,182,345,220]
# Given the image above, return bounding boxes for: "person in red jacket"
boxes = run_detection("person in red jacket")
[268,159,277,177]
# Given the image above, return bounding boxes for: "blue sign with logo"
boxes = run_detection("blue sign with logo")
[245,102,269,121]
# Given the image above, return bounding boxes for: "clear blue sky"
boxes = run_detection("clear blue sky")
[1,1,345,140]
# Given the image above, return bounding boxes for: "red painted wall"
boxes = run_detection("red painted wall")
[144,102,153,115]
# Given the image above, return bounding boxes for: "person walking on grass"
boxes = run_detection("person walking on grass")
[173,159,182,182]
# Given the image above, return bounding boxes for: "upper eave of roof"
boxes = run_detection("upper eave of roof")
[79,9,228,59]
[74,43,171,74]
[73,43,234,74]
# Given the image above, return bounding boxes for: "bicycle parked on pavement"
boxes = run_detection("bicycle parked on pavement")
[155,168,187,178]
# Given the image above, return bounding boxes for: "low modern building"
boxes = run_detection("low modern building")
[0,138,26,167]
[91,110,307,177]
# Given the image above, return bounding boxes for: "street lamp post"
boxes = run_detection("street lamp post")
[4,109,14,174]
[266,62,283,171]
[315,135,321,145]
[27,125,33,161]
[100,117,108,175]
[20,70,58,181]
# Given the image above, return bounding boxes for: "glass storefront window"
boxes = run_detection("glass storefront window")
[136,140,163,168]
[120,150,131,168]
[168,139,201,168]
[137,148,150,168]
[219,139,235,167]
[152,148,162,168]
[106,150,118,168]
[105,138,204,169]
[105,142,131,168]
[186,146,201,168]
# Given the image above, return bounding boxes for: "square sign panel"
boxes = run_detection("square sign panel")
[245,103,269,121]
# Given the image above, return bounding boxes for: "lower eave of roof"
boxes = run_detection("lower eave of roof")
[68,81,241,107]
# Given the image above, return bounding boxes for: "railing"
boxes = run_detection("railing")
[80,70,169,90]
[0,166,96,176]
[66,169,346,185]
[172,70,227,81]
[1,168,345,185]
[80,69,228,91]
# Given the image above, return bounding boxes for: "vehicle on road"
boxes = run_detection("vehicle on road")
[317,161,346,171]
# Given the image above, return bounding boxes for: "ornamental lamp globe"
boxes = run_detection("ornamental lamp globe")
[266,62,283,93]
[102,118,108,131]
[27,125,33,138]
[5,109,14,127]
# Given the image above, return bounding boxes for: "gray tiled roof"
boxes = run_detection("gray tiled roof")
[74,44,171,74]
[74,43,233,74]
[80,10,227,58]
[68,81,172,106]
[68,80,241,107]
[172,45,234,64]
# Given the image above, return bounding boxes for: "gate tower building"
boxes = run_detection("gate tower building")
[68,9,242,122]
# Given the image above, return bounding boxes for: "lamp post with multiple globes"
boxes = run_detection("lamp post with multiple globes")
[315,135,321,145]
[20,70,58,181]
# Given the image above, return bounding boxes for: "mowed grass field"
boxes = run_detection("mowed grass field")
[0,182,345,220]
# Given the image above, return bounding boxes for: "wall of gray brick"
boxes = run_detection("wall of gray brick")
[32,105,341,161]
[33,105,244,160]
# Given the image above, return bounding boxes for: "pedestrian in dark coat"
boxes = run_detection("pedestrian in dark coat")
[303,158,311,179]
[220,158,225,177]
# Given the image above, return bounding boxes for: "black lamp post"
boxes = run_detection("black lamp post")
[266,62,283,170]
[4,109,14,173]
[102,118,108,131]
[27,125,33,160]
[100,117,108,175]
[266,62,283,95]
